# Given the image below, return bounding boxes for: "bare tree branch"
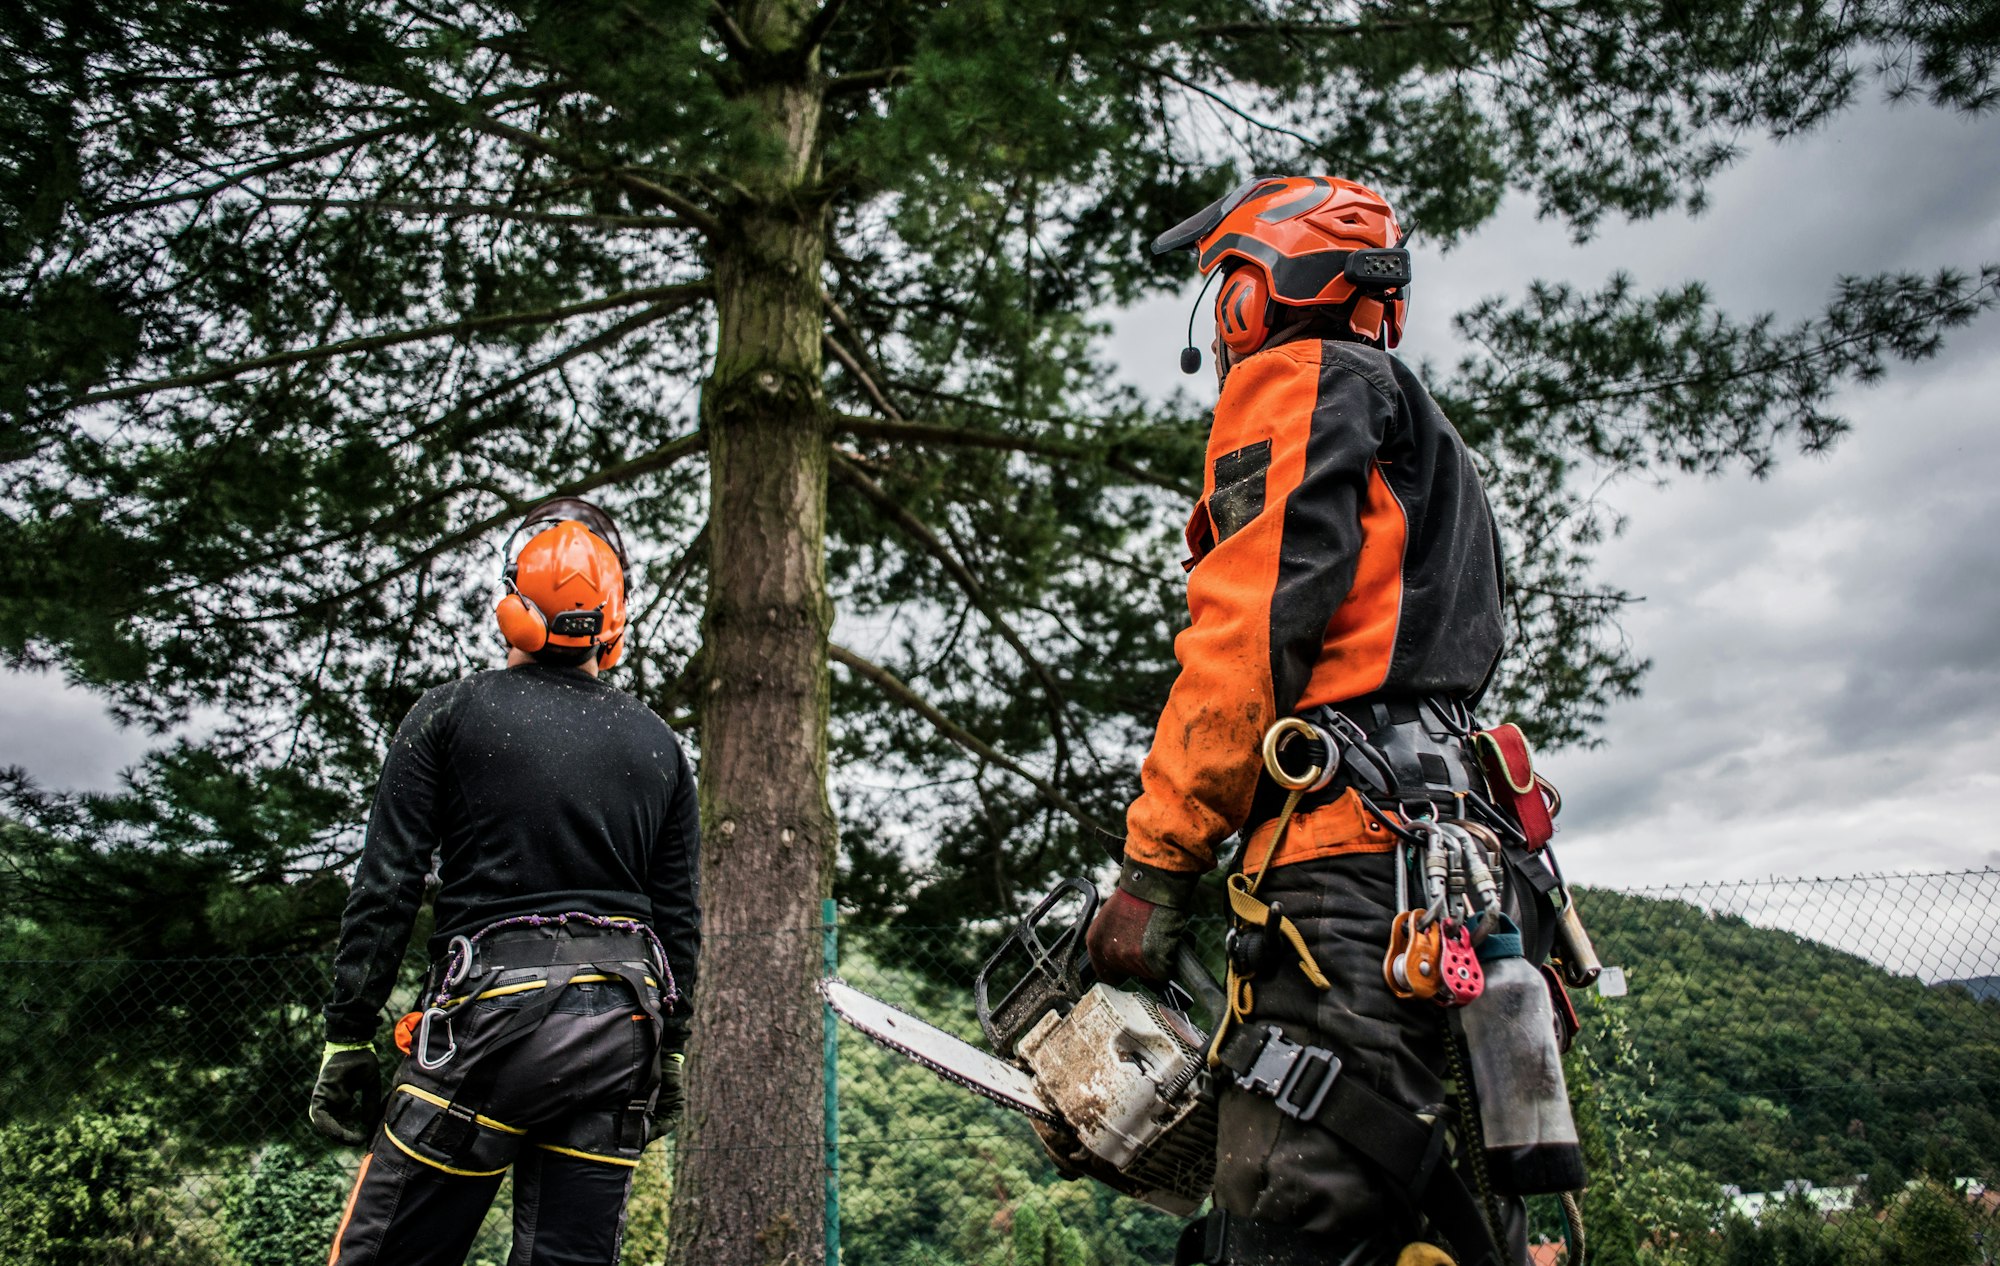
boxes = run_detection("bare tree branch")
[826,65,910,95]
[256,194,690,231]
[801,0,850,53]
[830,450,1077,785]
[823,335,905,422]
[836,414,1196,496]
[214,431,708,625]
[72,282,710,409]
[95,123,423,216]
[829,643,1114,840]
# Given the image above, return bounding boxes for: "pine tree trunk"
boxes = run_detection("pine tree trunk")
[668,4,833,1264]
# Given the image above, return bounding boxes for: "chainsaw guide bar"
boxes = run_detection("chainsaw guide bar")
[820,978,1058,1124]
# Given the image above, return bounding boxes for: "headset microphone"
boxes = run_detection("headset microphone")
[1179,268,1225,374]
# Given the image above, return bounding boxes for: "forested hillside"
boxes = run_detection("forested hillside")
[1574,889,2000,1195]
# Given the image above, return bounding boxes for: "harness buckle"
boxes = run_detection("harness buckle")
[1235,1026,1341,1121]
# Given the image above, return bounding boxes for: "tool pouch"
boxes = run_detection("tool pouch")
[1472,724,1554,851]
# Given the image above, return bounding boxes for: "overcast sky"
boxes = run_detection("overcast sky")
[4,92,1995,906]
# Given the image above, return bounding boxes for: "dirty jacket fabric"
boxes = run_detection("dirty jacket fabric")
[1126,339,1504,875]
[324,663,701,1047]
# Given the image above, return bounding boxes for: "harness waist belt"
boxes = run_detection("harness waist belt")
[474,926,654,970]
[1243,696,1484,835]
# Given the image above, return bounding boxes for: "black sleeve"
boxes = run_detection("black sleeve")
[648,734,702,1052]
[322,686,454,1042]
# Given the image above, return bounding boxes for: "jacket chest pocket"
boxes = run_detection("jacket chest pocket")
[1208,439,1271,542]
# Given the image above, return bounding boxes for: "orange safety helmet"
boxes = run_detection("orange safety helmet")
[1153,175,1411,355]
[494,496,629,669]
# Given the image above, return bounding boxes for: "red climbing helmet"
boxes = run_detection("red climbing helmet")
[1153,175,1410,353]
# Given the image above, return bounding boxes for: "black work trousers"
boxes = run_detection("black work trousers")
[1212,850,1529,1266]
[329,974,659,1266]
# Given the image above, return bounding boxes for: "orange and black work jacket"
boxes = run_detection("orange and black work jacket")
[1125,338,1505,877]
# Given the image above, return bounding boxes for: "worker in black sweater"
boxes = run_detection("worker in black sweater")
[311,497,701,1266]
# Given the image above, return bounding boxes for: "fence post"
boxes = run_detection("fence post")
[822,896,841,1266]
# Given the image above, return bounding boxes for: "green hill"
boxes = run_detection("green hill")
[1573,888,2000,1194]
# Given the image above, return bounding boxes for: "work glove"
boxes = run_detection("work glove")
[309,1041,382,1145]
[1086,859,1201,985]
[649,1051,687,1144]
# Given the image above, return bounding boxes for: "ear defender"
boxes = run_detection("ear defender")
[495,586,551,654]
[1215,268,1271,357]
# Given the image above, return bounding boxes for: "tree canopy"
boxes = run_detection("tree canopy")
[3,2,1997,1259]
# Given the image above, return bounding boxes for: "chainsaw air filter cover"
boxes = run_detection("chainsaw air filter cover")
[1017,983,1217,1214]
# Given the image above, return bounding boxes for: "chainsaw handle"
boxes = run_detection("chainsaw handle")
[1171,942,1227,1024]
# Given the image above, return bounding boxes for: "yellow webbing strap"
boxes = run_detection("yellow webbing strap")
[1209,782,1328,1065]
[1225,875,1331,991]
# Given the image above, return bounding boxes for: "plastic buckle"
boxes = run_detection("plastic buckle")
[1235,1026,1342,1121]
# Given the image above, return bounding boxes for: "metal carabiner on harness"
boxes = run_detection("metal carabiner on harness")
[442,934,475,990]
[415,1006,457,1070]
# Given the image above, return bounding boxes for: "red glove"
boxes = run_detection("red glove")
[1087,859,1201,984]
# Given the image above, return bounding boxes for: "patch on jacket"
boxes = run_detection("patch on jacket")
[1209,439,1271,542]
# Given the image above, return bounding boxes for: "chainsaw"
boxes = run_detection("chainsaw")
[821,878,1227,1215]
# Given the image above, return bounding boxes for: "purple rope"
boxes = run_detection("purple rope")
[432,911,675,1008]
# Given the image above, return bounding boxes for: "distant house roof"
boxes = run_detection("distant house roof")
[1528,1243,1567,1266]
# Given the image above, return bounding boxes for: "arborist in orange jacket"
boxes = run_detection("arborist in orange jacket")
[1088,177,1534,1266]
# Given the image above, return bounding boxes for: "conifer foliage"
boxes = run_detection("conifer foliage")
[2,3,1995,1260]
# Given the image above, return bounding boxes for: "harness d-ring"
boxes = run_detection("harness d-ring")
[1261,717,1333,792]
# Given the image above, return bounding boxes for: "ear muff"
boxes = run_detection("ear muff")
[1349,296,1386,344]
[1215,268,1272,356]
[495,587,550,654]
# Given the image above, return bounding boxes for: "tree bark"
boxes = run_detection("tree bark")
[668,3,834,1264]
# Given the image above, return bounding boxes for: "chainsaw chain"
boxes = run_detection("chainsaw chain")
[837,1015,1060,1124]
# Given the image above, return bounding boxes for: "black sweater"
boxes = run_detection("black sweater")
[324,664,701,1047]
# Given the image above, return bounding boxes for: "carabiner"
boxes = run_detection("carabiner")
[415,1007,458,1070]
[442,934,475,990]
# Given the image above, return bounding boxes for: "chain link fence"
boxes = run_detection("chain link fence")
[2,870,1995,1265]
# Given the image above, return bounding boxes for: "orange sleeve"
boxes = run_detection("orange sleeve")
[1124,341,1396,874]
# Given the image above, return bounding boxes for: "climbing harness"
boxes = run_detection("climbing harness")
[379,912,677,1174]
[408,913,670,1073]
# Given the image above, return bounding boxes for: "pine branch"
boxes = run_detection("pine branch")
[214,431,707,624]
[255,195,690,231]
[801,0,850,53]
[823,335,906,421]
[836,414,1195,496]
[411,299,695,440]
[830,450,1077,786]
[71,282,711,410]
[707,0,755,60]
[828,643,1114,841]
[95,123,422,217]
[826,65,909,95]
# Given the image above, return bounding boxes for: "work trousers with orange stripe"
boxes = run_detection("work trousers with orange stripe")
[329,975,656,1265]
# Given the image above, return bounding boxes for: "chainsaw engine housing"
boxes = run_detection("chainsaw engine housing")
[1017,983,1217,1214]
